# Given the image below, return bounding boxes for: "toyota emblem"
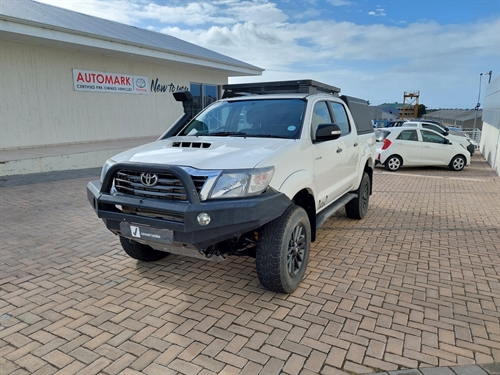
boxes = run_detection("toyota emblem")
[140,173,158,187]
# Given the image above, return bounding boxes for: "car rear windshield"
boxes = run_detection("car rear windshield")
[375,129,391,142]
[179,99,306,139]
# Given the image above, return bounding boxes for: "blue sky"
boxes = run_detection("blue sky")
[37,0,499,109]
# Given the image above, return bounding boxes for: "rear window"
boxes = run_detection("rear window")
[375,129,391,142]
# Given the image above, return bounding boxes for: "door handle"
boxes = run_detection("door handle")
[337,148,343,153]
[353,143,358,147]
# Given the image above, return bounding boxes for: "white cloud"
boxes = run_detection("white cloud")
[34,0,500,107]
[368,8,386,17]
[38,0,143,25]
[328,0,352,6]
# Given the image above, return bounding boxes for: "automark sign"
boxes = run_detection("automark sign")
[73,69,149,94]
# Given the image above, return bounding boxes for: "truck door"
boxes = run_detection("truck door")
[311,101,345,210]
[329,101,359,190]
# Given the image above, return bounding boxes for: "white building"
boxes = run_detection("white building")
[480,75,500,176]
[0,0,262,176]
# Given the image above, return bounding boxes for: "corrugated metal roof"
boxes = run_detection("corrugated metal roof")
[0,0,262,73]
[424,109,483,122]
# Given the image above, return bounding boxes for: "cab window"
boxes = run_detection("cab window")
[329,101,351,136]
[422,123,445,135]
[311,101,332,137]
[396,130,418,141]
[421,130,446,144]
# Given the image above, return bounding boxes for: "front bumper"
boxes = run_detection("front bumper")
[467,143,475,156]
[87,163,291,257]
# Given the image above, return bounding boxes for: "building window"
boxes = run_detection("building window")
[190,83,219,115]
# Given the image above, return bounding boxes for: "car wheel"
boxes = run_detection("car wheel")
[345,172,370,219]
[449,155,466,171]
[384,155,402,171]
[256,205,311,294]
[119,236,169,261]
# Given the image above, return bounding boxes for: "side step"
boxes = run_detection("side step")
[316,193,357,229]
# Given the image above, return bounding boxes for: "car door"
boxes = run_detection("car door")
[419,129,453,165]
[311,100,345,210]
[392,129,422,165]
[328,100,358,190]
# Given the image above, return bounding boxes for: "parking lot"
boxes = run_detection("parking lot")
[1,152,499,375]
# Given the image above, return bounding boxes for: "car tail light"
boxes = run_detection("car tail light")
[381,139,392,150]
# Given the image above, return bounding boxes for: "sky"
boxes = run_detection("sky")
[36,0,500,109]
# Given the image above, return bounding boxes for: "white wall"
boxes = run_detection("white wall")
[0,39,227,149]
[480,76,500,176]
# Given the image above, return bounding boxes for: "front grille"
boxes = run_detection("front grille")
[119,205,185,223]
[114,170,207,201]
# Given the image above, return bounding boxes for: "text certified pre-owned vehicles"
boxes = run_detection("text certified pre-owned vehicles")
[87,80,376,294]
[376,127,470,171]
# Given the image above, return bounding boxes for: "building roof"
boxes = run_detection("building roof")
[0,0,263,76]
[423,109,483,123]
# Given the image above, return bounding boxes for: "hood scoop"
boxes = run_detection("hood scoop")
[172,141,211,149]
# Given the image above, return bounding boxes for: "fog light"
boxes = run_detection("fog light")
[197,212,211,226]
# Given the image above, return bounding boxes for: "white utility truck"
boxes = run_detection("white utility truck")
[87,80,377,293]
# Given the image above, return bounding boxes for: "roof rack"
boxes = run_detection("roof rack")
[222,79,341,98]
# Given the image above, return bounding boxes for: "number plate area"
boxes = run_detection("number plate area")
[120,223,173,245]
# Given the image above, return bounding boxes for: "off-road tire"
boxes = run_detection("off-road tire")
[119,236,168,261]
[345,172,370,219]
[256,205,311,294]
[449,155,466,171]
[384,155,402,171]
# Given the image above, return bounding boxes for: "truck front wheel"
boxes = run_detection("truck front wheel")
[256,205,311,294]
[345,172,370,219]
[119,236,169,261]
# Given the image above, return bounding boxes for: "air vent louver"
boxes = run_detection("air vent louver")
[172,142,211,148]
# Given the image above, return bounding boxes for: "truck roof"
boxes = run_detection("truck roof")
[222,79,341,98]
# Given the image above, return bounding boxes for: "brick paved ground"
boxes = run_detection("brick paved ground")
[1,153,499,375]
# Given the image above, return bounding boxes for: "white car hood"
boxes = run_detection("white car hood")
[110,136,293,169]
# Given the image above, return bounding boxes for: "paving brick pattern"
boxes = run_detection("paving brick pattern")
[1,153,499,375]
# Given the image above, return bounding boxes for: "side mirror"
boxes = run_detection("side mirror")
[444,130,449,136]
[315,124,342,142]
[443,138,451,144]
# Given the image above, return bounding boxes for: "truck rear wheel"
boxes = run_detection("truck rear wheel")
[256,205,311,294]
[345,172,370,219]
[119,236,168,261]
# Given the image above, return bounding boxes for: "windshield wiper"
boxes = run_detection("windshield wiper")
[244,134,291,139]
[208,132,248,137]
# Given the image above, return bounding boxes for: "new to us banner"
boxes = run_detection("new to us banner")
[73,69,149,94]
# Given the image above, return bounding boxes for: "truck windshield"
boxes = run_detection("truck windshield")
[179,99,306,139]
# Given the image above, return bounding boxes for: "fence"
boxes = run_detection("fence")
[462,128,482,148]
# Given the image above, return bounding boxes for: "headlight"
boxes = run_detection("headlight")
[209,167,274,199]
[100,159,116,183]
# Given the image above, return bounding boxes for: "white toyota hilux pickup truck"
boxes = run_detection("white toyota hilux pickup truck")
[87,80,377,293]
